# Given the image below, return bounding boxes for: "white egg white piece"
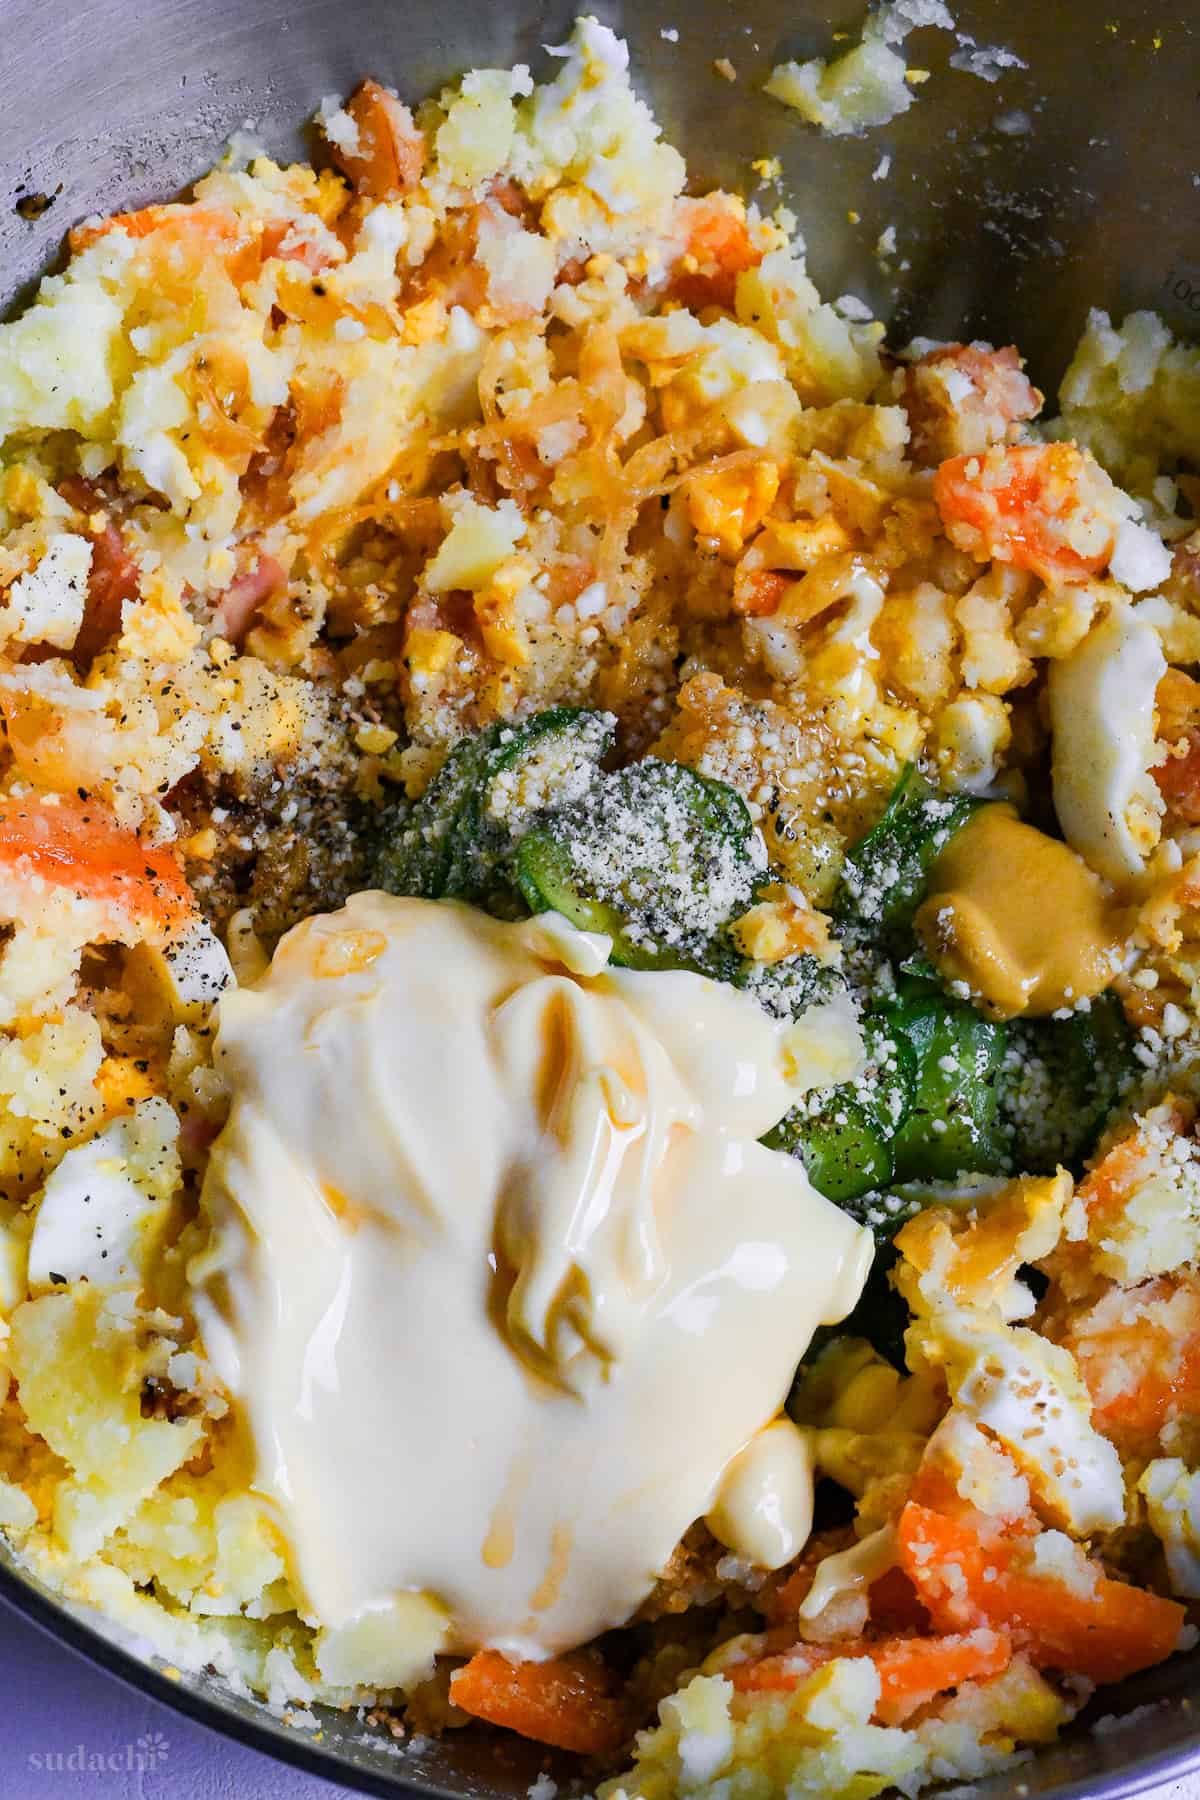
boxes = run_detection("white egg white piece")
[27,1098,181,1292]
[126,914,236,1025]
[1048,602,1165,886]
[1140,1459,1200,1598]
[938,1313,1126,1536]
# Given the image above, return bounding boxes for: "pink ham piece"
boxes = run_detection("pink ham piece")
[212,554,287,642]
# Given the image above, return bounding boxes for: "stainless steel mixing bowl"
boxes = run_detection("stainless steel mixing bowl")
[0,1,1197,1793]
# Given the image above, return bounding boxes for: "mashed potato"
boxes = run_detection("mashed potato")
[0,14,1197,1795]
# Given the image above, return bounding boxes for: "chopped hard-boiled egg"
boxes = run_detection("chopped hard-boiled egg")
[123,916,236,1027]
[1140,1459,1200,1598]
[28,1099,181,1292]
[0,533,92,649]
[424,495,527,593]
[931,1313,1125,1535]
[0,7,1195,1778]
[1049,602,1165,885]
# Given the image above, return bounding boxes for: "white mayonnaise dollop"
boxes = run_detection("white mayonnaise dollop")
[197,894,871,1662]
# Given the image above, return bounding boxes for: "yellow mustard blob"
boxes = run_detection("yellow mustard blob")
[914,804,1126,1020]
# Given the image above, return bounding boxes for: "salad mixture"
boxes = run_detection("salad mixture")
[0,16,1198,1798]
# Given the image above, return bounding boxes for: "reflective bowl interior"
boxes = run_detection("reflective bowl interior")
[0,0,1197,1791]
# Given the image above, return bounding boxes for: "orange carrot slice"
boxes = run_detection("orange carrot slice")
[68,204,243,256]
[897,1502,1184,1686]
[1155,730,1200,824]
[257,217,336,273]
[672,197,763,311]
[728,1645,830,1693]
[870,1628,1012,1724]
[1057,1272,1200,1462]
[733,568,792,617]
[450,1650,630,1756]
[330,81,425,199]
[729,1628,1011,1725]
[0,793,192,934]
[933,443,1115,583]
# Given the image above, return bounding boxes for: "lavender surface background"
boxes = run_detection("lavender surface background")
[2,1591,1199,1800]
[0,1595,358,1798]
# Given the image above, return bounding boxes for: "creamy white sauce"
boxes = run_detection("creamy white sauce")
[197,894,871,1661]
[705,1417,815,1570]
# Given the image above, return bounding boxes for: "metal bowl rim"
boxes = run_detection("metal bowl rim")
[5,1551,1200,1800]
